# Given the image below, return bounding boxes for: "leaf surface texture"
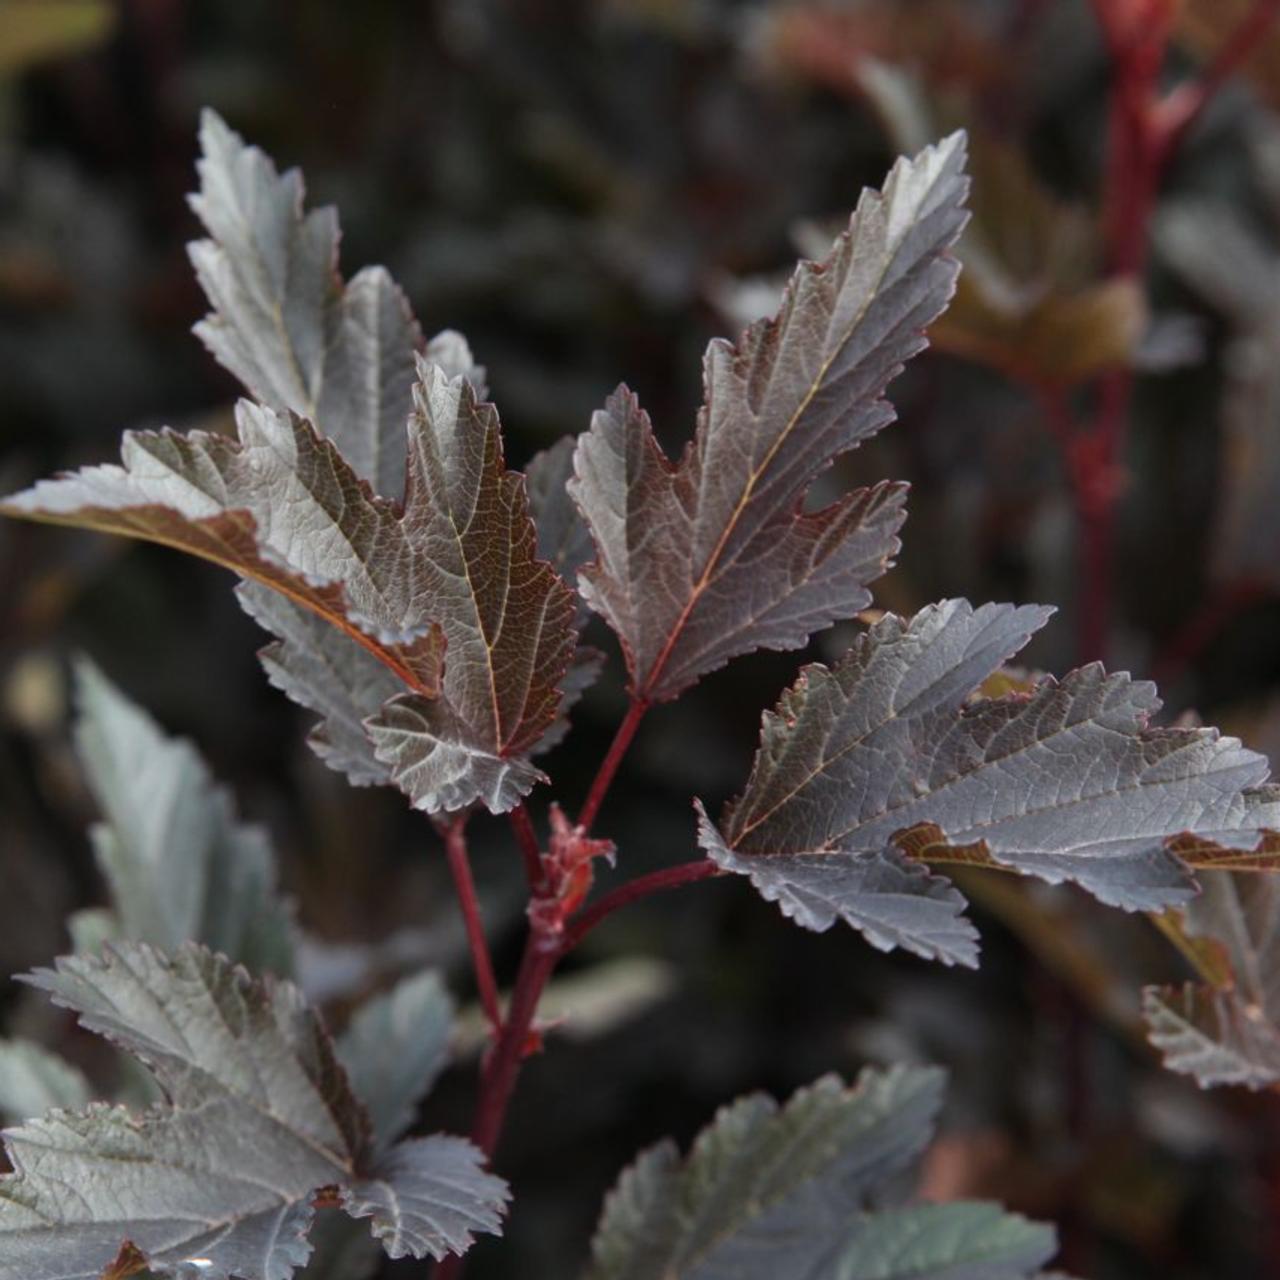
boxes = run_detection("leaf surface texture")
[699,601,1280,964]
[0,943,506,1278]
[570,135,968,700]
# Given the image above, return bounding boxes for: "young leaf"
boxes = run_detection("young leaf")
[335,968,453,1155]
[361,364,577,813]
[585,1065,1057,1280]
[698,601,1280,966]
[1144,872,1280,1088]
[190,109,422,499]
[73,658,294,974]
[0,400,447,696]
[0,943,506,1278]
[569,134,968,702]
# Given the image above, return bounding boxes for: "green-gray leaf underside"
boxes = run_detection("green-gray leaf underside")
[0,1039,93,1123]
[0,943,506,1279]
[335,968,453,1155]
[699,600,1280,967]
[342,1136,510,1261]
[1145,872,1280,1088]
[73,658,293,974]
[237,581,401,789]
[0,943,368,1280]
[569,134,969,702]
[190,109,421,499]
[586,1066,1054,1280]
[823,1202,1056,1280]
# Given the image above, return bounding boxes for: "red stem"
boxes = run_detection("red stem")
[508,803,547,894]
[1150,580,1265,689]
[1155,0,1280,159]
[443,818,503,1033]
[558,859,725,953]
[1068,0,1280,664]
[432,936,556,1280]
[578,696,649,831]
[468,935,559,1157]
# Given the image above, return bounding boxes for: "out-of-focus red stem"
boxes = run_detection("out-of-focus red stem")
[578,696,649,832]
[1155,0,1280,159]
[1150,580,1265,689]
[443,818,503,1034]
[1068,0,1280,664]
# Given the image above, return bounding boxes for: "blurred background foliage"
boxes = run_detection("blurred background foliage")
[4,1,1280,1276]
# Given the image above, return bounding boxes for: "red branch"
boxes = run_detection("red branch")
[578,696,649,831]
[433,856,726,1278]
[1062,0,1280,663]
[1150,580,1265,689]
[508,803,547,894]
[442,818,503,1033]
[1155,0,1280,159]
[558,859,725,953]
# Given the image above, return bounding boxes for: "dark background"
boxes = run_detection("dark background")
[4,2,1280,1276]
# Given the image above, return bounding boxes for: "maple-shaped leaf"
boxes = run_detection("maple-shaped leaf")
[584,1065,1058,1280]
[698,600,1280,966]
[0,943,507,1279]
[233,339,565,794]
[73,657,294,974]
[1144,872,1280,1088]
[0,399,446,695]
[3,358,578,814]
[569,134,968,703]
[190,109,422,499]
[362,363,577,813]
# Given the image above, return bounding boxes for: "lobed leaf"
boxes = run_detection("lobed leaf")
[1144,872,1280,1088]
[239,426,594,790]
[570,134,968,702]
[0,944,506,1279]
[362,364,577,813]
[585,1066,1056,1280]
[73,657,294,974]
[190,109,422,500]
[699,600,1280,966]
[3,361,579,814]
